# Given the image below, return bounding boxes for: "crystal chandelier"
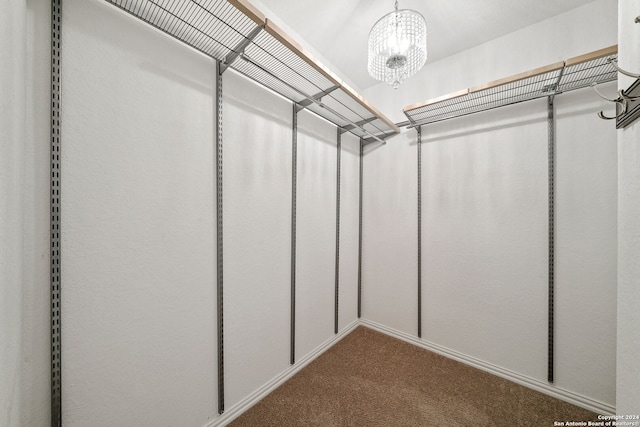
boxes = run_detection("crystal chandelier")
[367,0,427,89]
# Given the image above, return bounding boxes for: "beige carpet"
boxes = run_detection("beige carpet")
[229,326,600,426]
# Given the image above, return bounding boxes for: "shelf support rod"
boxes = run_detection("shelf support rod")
[363,130,396,146]
[341,116,377,133]
[297,86,340,110]
[237,54,386,144]
[220,24,264,74]
[547,95,556,384]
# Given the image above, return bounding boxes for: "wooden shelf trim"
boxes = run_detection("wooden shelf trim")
[405,45,618,114]
[228,0,400,134]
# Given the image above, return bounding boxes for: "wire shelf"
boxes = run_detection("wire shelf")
[107,0,255,59]
[559,52,618,93]
[105,0,399,142]
[404,45,618,127]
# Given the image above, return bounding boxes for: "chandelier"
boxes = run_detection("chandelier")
[367,0,427,89]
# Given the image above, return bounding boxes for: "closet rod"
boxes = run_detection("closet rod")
[259,17,399,137]
[238,53,387,145]
[239,1,398,133]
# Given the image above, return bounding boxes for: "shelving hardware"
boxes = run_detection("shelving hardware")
[616,77,640,128]
[404,44,619,386]
[104,0,400,142]
[403,45,618,127]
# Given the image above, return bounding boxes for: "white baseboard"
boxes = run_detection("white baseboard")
[206,319,360,427]
[205,318,614,426]
[359,318,616,416]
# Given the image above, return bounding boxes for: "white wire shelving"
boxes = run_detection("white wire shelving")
[104,0,400,143]
[403,45,619,127]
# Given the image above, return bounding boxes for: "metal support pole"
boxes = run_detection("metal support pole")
[51,0,62,425]
[334,129,341,334]
[547,96,555,384]
[357,138,364,318]
[215,61,225,414]
[290,104,298,364]
[417,126,422,339]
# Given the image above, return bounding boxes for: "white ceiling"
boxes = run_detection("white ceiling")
[258,0,597,91]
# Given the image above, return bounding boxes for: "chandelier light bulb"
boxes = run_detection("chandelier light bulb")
[367,0,427,89]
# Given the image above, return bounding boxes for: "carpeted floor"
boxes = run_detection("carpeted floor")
[229,326,600,426]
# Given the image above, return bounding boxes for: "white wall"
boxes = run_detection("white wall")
[554,87,617,404]
[221,67,362,418]
[0,2,26,426]
[223,70,292,408]
[362,0,618,410]
[222,69,360,411]
[419,101,549,380]
[50,1,362,425]
[22,1,54,425]
[362,131,418,334]
[616,0,640,415]
[338,133,360,331]
[62,1,217,425]
[295,110,338,359]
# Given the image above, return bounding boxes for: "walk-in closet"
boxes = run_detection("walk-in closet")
[2,0,639,426]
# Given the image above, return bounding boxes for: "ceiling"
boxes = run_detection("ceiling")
[258,0,597,91]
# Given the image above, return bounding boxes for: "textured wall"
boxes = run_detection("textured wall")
[222,70,360,410]
[616,0,640,415]
[0,2,26,426]
[56,1,361,424]
[338,133,360,331]
[21,1,54,425]
[223,70,292,408]
[419,101,549,380]
[554,87,617,405]
[295,110,338,360]
[362,131,418,333]
[361,1,618,409]
[62,1,217,425]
